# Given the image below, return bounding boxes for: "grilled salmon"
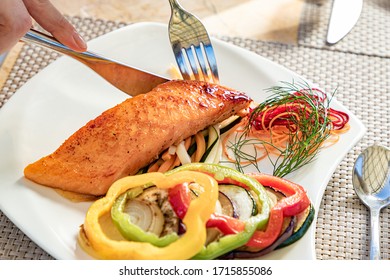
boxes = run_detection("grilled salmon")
[24,80,252,196]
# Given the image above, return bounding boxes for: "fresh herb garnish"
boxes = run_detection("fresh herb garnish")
[227,80,344,177]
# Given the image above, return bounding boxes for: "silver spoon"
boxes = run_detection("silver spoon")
[352,145,390,260]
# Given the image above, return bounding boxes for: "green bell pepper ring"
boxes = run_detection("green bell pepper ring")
[167,163,271,260]
[111,186,180,247]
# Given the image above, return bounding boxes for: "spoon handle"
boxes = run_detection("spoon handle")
[369,207,381,260]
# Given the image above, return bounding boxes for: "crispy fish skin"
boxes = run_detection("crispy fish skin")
[24,80,251,196]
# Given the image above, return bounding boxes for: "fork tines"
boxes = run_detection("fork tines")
[171,37,219,84]
[168,0,219,84]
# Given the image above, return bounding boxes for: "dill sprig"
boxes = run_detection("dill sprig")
[229,80,334,177]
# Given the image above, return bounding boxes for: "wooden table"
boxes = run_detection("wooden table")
[50,0,303,43]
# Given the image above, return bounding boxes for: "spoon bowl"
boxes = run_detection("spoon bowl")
[352,145,390,260]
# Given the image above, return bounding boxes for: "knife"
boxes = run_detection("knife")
[21,29,169,96]
[0,53,6,68]
[326,0,363,44]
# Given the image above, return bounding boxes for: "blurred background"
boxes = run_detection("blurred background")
[47,0,304,44]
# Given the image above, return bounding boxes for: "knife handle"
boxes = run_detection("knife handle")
[21,28,107,63]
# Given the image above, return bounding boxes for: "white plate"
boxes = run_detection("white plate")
[0,22,365,260]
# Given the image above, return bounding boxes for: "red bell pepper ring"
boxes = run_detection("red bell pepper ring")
[245,208,283,248]
[206,214,245,235]
[168,183,246,235]
[250,173,311,216]
[168,182,191,220]
[245,173,311,250]
[168,176,248,235]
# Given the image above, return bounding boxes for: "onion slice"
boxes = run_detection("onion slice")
[123,199,165,236]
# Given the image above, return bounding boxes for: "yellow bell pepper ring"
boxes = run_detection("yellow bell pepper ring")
[78,171,218,260]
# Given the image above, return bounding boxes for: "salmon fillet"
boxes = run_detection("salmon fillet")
[24,80,251,196]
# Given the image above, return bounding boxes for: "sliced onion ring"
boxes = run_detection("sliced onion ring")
[123,199,165,236]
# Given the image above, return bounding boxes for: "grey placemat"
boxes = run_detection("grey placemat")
[226,37,389,259]
[1,15,389,260]
[300,0,390,57]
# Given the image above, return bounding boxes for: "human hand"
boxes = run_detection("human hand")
[0,0,87,54]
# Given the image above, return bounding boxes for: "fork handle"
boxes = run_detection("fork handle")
[168,0,181,9]
[21,28,109,64]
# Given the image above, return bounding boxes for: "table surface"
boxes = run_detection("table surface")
[0,0,389,260]
[49,0,304,42]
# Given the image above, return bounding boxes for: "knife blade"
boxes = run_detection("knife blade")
[326,0,363,44]
[21,29,170,96]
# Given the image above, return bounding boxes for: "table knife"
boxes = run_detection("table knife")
[21,29,169,96]
[326,0,363,44]
[0,53,6,67]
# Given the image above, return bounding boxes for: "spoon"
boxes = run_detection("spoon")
[352,145,390,260]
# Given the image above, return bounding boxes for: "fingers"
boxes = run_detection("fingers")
[0,0,87,54]
[23,0,87,52]
[0,0,32,54]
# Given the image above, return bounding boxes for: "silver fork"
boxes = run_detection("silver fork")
[168,0,219,84]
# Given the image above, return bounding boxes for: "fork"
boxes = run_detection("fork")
[168,0,219,84]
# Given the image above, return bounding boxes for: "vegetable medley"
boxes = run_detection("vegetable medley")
[77,82,350,259]
[78,163,314,259]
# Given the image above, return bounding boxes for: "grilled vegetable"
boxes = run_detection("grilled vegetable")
[122,198,165,236]
[111,188,178,247]
[78,170,218,260]
[276,204,315,249]
[241,173,311,251]
[218,191,235,217]
[78,162,313,260]
[133,186,180,236]
[222,216,296,259]
[219,185,257,220]
[167,163,271,260]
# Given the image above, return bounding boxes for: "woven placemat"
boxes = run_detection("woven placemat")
[205,36,390,259]
[300,0,390,58]
[1,14,389,260]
